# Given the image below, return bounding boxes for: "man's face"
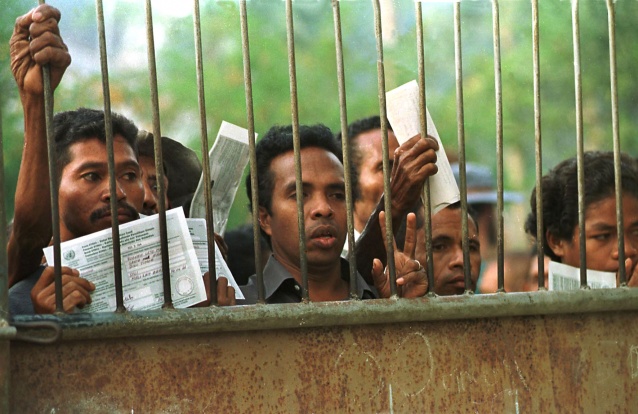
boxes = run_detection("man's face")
[139,155,169,216]
[58,135,144,241]
[420,207,481,295]
[259,147,346,273]
[549,193,638,273]
[354,129,400,232]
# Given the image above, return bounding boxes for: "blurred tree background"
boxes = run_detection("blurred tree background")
[1,0,637,245]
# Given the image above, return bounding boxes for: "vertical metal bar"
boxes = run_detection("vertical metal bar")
[571,0,588,288]
[193,0,218,304]
[531,0,545,290]
[415,1,435,296]
[0,103,7,413]
[453,1,471,294]
[0,105,7,315]
[331,0,358,299]
[285,0,309,301]
[492,0,505,292]
[240,0,265,302]
[37,0,63,313]
[145,0,172,308]
[372,0,397,295]
[0,102,6,414]
[606,0,626,285]
[96,0,125,312]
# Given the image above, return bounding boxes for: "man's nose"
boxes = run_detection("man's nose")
[310,195,334,219]
[448,244,464,269]
[142,181,157,209]
[102,181,127,202]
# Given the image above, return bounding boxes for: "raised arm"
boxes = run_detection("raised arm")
[355,134,438,281]
[7,5,71,286]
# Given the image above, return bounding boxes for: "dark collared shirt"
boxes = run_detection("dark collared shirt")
[239,256,376,304]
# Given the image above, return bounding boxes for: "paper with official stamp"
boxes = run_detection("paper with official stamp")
[190,121,253,235]
[386,80,460,214]
[187,218,245,299]
[43,208,207,312]
[548,260,616,291]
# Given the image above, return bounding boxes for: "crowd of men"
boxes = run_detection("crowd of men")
[6,5,637,315]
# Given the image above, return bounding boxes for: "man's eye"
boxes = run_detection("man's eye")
[123,172,138,181]
[432,243,446,252]
[469,242,480,253]
[331,192,346,201]
[593,234,610,241]
[82,172,100,182]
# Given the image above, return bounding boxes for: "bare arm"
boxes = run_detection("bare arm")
[7,5,71,286]
[355,134,438,282]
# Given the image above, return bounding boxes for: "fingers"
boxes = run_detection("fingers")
[626,258,638,287]
[31,266,95,314]
[217,277,236,306]
[403,213,417,259]
[13,8,37,39]
[371,258,390,298]
[396,268,429,299]
[31,38,71,69]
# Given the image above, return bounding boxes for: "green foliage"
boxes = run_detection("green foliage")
[1,0,637,231]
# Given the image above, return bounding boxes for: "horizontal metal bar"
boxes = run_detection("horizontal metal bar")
[13,288,638,342]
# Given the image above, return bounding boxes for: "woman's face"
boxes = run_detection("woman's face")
[549,193,638,272]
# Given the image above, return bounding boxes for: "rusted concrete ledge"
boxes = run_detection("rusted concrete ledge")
[9,287,638,342]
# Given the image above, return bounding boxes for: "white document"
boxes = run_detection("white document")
[187,219,245,300]
[189,121,253,235]
[43,208,207,312]
[386,80,460,214]
[548,260,617,291]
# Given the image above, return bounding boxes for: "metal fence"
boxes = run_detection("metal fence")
[2,0,638,344]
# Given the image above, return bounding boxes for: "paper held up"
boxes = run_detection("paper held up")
[187,218,245,300]
[385,80,459,214]
[548,261,617,291]
[43,208,207,312]
[190,121,254,235]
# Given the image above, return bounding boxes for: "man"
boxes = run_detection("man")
[8,5,234,314]
[239,125,427,303]
[337,115,440,279]
[136,130,202,216]
[396,201,481,295]
[336,116,400,235]
[428,203,481,295]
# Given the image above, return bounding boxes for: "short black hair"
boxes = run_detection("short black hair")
[395,201,479,250]
[336,115,392,202]
[246,124,342,247]
[524,151,638,261]
[53,108,138,182]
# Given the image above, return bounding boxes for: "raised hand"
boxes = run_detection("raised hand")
[10,4,71,99]
[371,211,428,298]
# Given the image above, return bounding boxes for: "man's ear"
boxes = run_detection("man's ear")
[258,206,272,236]
[546,230,566,258]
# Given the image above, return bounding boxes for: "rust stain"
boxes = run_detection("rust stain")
[8,311,638,413]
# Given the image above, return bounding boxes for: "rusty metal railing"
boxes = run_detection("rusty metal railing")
[3,0,638,341]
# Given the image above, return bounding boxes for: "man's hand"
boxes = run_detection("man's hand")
[389,134,439,220]
[195,272,236,307]
[214,233,229,263]
[31,266,95,314]
[10,4,71,99]
[623,258,638,287]
[371,211,428,298]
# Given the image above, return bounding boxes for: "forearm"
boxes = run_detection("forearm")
[8,94,53,286]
